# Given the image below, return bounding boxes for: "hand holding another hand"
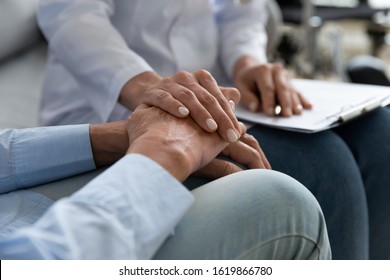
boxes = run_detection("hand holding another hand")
[126,104,247,182]
[120,70,242,143]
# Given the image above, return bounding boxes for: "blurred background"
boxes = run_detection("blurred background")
[268,0,390,81]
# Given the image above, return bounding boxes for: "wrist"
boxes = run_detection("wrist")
[90,121,129,168]
[233,56,261,82]
[127,137,192,182]
[119,71,162,110]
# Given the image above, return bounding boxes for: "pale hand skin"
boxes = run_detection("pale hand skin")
[126,104,272,183]
[119,70,242,143]
[234,56,313,117]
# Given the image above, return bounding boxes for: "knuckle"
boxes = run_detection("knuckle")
[222,163,235,176]
[201,92,218,105]
[274,63,283,71]
[223,87,241,100]
[245,134,259,146]
[215,114,232,126]
[258,63,272,73]
[176,89,195,100]
[263,84,275,94]
[175,71,193,83]
[278,84,290,93]
[153,90,171,103]
[248,148,261,160]
[195,69,213,80]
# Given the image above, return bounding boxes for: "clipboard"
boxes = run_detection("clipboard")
[234,79,390,133]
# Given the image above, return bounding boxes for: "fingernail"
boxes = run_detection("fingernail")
[178,106,189,116]
[285,108,293,116]
[268,106,275,116]
[206,118,218,131]
[227,129,239,143]
[249,102,257,112]
[296,104,303,112]
[229,100,235,111]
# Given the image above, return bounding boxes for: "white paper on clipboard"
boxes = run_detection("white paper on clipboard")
[235,79,390,133]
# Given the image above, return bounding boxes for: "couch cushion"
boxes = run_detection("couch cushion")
[0,44,47,129]
[0,0,40,61]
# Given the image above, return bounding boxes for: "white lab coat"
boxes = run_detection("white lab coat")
[37,0,268,125]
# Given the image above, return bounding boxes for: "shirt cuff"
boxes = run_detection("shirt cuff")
[12,125,95,189]
[103,61,154,122]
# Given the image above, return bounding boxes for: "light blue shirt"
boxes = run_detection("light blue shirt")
[37,0,268,125]
[0,127,193,259]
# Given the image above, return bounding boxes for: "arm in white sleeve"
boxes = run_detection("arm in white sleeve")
[0,154,194,259]
[0,125,95,194]
[215,0,269,79]
[37,0,153,121]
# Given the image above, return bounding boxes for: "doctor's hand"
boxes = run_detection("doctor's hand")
[126,104,246,182]
[194,132,271,180]
[233,56,312,117]
[119,70,242,143]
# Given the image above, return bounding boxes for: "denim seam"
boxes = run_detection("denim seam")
[236,234,322,260]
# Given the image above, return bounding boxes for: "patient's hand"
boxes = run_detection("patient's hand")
[126,104,246,181]
[194,132,271,179]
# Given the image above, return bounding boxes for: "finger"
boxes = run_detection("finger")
[255,64,277,116]
[297,91,313,109]
[161,81,220,133]
[194,158,242,179]
[240,133,271,169]
[141,88,190,118]
[194,71,242,142]
[238,121,247,136]
[273,64,293,117]
[291,91,303,115]
[175,70,240,142]
[221,139,267,169]
[237,82,260,112]
[219,86,241,105]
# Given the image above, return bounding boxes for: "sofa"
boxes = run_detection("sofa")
[0,0,47,129]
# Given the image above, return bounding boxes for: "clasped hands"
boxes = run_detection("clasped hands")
[121,61,310,181]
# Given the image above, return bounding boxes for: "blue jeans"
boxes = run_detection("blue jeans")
[246,107,390,259]
[156,170,331,259]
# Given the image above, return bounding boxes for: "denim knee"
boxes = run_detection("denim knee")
[154,169,331,260]
[232,170,331,259]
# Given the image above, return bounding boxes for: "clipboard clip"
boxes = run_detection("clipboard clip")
[339,98,382,122]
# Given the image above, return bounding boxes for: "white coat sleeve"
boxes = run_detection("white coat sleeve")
[37,0,154,121]
[215,0,269,79]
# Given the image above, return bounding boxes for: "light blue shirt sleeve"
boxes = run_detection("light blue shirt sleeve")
[0,154,194,259]
[0,125,95,194]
